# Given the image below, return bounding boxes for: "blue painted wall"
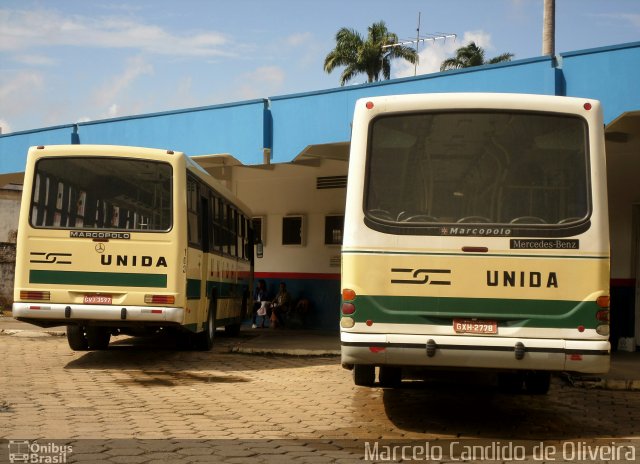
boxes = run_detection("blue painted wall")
[2,42,638,172]
[560,43,640,123]
[269,56,556,162]
[0,99,266,173]
[0,124,78,173]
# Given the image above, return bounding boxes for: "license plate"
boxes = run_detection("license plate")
[83,294,112,305]
[453,319,497,334]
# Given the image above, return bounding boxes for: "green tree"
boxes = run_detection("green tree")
[440,42,514,71]
[324,21,418,86]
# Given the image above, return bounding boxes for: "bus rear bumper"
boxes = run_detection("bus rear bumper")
[340,332,610,374]
[12,303,184,327]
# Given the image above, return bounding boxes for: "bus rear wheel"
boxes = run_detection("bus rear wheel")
[66,325,89,351]
[86,326,111,350]
[352,364,375,387]
[498,372,524,393]
[224,323,241,337]
[195,308,215,351]
[378,366,402,388]
[524,371,551,395]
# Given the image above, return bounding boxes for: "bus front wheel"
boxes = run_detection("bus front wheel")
[66,325,89,351]
[352,364,375,387]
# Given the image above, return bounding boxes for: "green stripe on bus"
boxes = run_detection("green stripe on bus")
[30,269,167,288]
[187,279,201,299]
[206,280,248,299]
[187,279,249,300]
[351,295,601,329]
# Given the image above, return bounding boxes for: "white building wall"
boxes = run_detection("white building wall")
[233,159,348,275]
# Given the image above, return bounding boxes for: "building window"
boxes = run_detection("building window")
[252,217,264,245]
[282,215,304,246]
[325,215,344,245]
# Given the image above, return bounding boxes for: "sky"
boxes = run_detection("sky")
[1,0,639,134]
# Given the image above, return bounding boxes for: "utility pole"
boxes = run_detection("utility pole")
[542,0,555,56]
[414,12,421,76]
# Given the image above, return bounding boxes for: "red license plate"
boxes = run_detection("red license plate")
[83,294,112,305]
[453,319,497,334]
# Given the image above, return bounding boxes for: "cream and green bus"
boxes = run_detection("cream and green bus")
[13,144,253,351]
[341,93,610,393]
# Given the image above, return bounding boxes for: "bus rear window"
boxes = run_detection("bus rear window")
[365,111,589,230]
[30,157,172,231]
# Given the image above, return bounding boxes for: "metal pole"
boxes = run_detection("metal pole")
[415,12,421,76]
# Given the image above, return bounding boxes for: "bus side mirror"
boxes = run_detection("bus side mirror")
[256,241,264,259]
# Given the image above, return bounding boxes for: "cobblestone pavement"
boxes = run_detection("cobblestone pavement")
[1,333,639,463]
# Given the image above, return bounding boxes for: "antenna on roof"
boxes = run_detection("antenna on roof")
[383,12,456,76]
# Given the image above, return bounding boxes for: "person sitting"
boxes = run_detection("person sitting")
[269,282,291,328]
[288,297,311,329]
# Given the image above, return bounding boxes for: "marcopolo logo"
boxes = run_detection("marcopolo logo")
[8,440,72,463]
[441,227,512,237]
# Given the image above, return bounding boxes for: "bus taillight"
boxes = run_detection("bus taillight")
[342,288,356,301]
[20,291,50,301]
[342,303,355,315]
[595,295,610,336]
[144,295,175,305]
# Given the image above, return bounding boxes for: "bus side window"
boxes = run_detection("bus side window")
[212,196,222,253]
[187,177,200,247]
[229,208,237,257]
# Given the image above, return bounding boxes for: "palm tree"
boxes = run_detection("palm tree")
[440,42,514,72]
[324,21,418,86]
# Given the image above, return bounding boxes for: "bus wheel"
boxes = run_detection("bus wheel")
[195,308,215,351]
[353,364,375,387]
[86,327,111,350]
[66,326,89,351]
[225,323,241,337]
[524,371,551,395]
[379,366,402,388]
[498,372,524,393]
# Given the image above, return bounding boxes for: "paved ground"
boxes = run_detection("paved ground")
[1,326,640,463]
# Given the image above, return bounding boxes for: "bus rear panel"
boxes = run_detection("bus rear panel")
[340,94,610,390]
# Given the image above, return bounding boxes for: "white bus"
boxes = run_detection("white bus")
[13,145,254,351]
[340,93,610,393]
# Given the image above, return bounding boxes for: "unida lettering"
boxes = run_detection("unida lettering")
[100,254,168,267]
[487,270,558,288]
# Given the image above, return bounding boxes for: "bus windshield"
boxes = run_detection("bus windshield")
[365,111,589,228]
[30,157,172,231]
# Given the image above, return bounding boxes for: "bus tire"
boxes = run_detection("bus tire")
[86,326,111,350]
[378,366,402,388]
[524,371,551,395]
[225,323,241,337]
[195,306,215,351]
[353,364,375,387]
[66,325,89,351]
[498,372,524,393]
